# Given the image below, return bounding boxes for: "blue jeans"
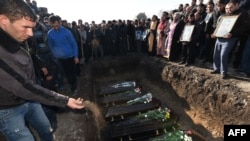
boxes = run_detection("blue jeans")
[213,37,237,75]
[0,102,53,141]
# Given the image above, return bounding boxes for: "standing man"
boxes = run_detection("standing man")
[179,13,199,66]
[200,1,216,63]
[0,0,84,141]
[211,0,250,79]
[47,15,79,95]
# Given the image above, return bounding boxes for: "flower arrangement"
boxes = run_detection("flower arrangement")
[111,81,136,88]
[150,130,193,141]
[137,107,171,122]
[116,86,142,96]
[137,107,193,141]
[126,93,152,105]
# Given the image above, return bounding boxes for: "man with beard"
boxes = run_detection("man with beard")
[211,0,250,79]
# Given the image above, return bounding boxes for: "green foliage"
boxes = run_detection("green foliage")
[137,107,170,122]
[137,108,193,141]
[151,130,193,141]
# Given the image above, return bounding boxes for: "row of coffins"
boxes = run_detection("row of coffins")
[97,81,194,141]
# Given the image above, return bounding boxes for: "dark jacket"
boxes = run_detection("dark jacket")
[0,29,69,109]
[204,11,216,35]
[228,9,250,38]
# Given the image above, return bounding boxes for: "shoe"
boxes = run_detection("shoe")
[201,60,207,64]
[234,69,241,73]
[178,61,185,65]
[53,134,56,140]
[184,63,190,66]
[221,74,228,79]
[210,70,220,74]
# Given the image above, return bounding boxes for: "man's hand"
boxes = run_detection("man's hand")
[74,58,79,64]
[210,34,216,39]
[223,33,232,38]
[67,98,85,109]
[46,76,53,81]
[41,67,48,76]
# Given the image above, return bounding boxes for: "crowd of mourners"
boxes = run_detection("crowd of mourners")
[27,0,250,83]
[25,0,250,101]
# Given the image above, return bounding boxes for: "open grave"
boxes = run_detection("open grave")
[1,53,248,141]
[68,53,248,141]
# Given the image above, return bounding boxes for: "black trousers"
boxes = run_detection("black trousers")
[59,57,77,92]
[181,43,196,64]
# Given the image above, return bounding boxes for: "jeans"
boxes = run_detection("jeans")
[213,37,237,75]
[0,102,53,141]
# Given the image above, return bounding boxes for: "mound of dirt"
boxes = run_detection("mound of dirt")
[161,60,249,140]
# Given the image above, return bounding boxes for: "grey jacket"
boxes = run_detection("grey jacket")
[0,29,69,109]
